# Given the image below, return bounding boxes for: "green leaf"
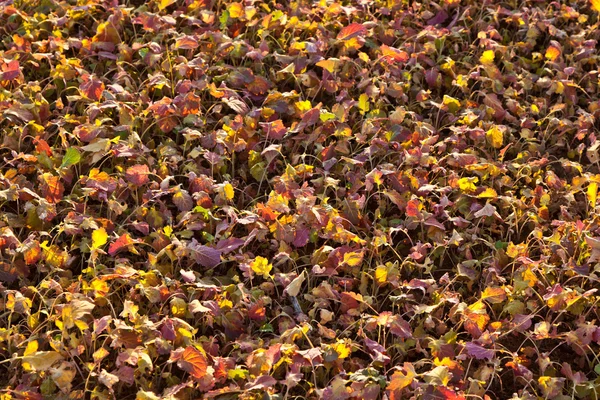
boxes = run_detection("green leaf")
[61,148,81,168]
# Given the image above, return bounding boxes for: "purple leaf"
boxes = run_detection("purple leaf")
[188,239,221,268]
[216,237,245,254]
[465,342,495,360]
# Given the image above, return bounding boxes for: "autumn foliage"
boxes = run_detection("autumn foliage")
[2,0,600,399]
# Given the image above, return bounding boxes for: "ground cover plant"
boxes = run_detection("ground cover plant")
[2,0,600,398]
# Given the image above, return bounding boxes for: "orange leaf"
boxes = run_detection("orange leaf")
[380,44,409,63]
[178,346,209,380]
[23,241,42,265]
[481,287,507,304]
[405,199,421,217]
[592,0,600,12]
[388,362,416,399]
[42,173,64,203]
[545,46,561,61]
[337,23,366,41]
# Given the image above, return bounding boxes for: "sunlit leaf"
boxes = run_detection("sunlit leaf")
[337,23,367,41]
[92,228,108,250]
[22,351,64,372]
[61,148,81,168]
[177,346,209,380]
[480,50,495,65]
[250,256,272,278]
[486,126,503,148]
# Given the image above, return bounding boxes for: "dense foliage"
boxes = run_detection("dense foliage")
[2,0,600,399]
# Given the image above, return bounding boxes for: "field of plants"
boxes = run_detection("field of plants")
[2,0,600,399]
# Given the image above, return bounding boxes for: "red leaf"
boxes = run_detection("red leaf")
[125,165,150,185]
[405,199,420,217]
[177,346,209,380]
[435,387,467,400]
[1,59,21,81]
[108,233,136,256]
[337,23,366,41]
[80,76,105,101]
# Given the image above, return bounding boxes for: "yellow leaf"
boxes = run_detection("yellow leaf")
[250,256,273,278]
[477,188,498,198]
[480,50,495,65]
[592,0,600,12]
[387,363,416,392]
[375,266,388,284]
[358,94,370,114]
[588,182,598,207]
[442,95,461,113]
[316,59,338,73]
[171,297,187,318]
[332,339,352,359]
[91,227,108,250]
[457,177,478,192]
[224,183,234,200]
[228,2,244,18]
[486,126,504,148]
[466,301,489,331]
[295,100,312,113]
[90,279,109,298]
[24,340,38,356]
[28,312,40,330]
[506,242,527,258]
[343,251,364,267]
[158,0,176,11]
[522,267,537,287]
[93,347,110,363]
[227,367,249,380]
[481,287,507,303]
[22,351,63,371]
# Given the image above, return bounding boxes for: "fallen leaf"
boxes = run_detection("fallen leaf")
[125,165,150,186]
[337,23,367,41]
[177,346,209,380]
